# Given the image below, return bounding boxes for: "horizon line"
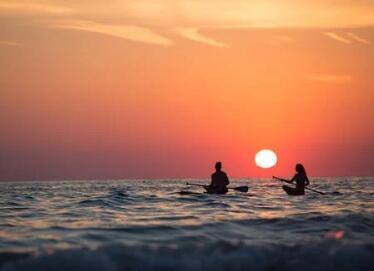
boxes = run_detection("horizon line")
[1,175,373,183]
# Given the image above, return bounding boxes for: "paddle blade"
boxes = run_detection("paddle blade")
[233,186,249,192]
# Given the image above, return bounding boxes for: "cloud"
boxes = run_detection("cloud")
[1,1,374,48]
[0,0,72,15]
[124,1,374,29]
[324,32,371,45]
[324,32,352,44]
[50,20,173,47]
[308,74,353,84]
[0,40,22,47]
[174,27,228,48]
[1,1,374,29]
[347,33,371,44]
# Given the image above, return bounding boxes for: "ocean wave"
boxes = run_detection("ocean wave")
[1,241,373,271]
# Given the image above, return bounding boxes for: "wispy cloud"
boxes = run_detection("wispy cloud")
[0,40,22,47]
[347,33,371,44]
[1,1,374,29]
[308,74,353,84]
[125,1,374,29]
[0,1,72,15]
[1,1,374,48]
[174,27,228,48]
[324,32,371,45]
[324,32,352,44]
[50,20,173,47]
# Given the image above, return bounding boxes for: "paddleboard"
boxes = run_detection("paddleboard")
[282,185,304,196]
[178,191,202,195]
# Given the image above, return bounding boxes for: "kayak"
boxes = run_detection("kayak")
[178,191,202,195]
[178,190,227,195]
[204,186,228,194]
[186,183,248,193]
[282,185,305,196]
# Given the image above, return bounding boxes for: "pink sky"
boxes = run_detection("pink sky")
[0,1,373,180]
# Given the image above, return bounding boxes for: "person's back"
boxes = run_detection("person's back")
[294,172,308,193]
[207,162,230,194]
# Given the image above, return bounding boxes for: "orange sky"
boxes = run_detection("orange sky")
[0,1,373,180]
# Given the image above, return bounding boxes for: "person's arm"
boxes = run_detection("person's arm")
[286,174,297,184]
[224,173,230,186]
[209,174,215,187]
[305,177,310,186]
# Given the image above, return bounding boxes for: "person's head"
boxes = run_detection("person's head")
[295,163,307,175]
[215,162,222,171]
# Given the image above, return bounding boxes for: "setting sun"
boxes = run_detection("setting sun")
[255,149,277,169]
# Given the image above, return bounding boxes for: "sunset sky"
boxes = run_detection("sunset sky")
[1,1,373,180]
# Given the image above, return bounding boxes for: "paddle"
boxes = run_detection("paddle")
[186,182,249,193]
[272,176,325,195]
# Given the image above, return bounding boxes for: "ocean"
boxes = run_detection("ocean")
[0,177,373,271]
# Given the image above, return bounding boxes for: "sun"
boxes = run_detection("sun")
[255,149,277,168]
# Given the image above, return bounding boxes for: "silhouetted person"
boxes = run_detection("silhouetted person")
[205,162,230,194]
[282,163,310,195]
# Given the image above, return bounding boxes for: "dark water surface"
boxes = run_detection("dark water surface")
[0,178,373,271]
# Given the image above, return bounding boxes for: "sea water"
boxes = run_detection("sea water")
[0,178,373,271]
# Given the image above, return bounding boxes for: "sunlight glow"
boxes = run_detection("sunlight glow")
[255,149,277,169]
